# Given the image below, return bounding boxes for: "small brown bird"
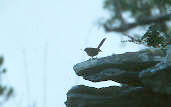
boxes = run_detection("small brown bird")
[84,38,106,58]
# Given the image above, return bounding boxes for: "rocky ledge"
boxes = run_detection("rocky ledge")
[73,48,165,86]
[66,46,171,107]
[65,85,171,107]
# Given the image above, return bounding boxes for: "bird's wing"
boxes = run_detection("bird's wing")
[97,38,106,49]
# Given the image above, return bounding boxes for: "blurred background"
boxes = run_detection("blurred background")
[0,0,170,107]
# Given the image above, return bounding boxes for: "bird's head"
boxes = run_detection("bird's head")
[84,48,89,52]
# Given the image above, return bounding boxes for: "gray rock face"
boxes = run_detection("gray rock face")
[73,49,165,85]
[65,85,171,107]
[65,48,171,107]
[139,62,171,95]
[140,45,171,95]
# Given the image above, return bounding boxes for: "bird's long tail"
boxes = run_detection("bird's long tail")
[97,38,107,49]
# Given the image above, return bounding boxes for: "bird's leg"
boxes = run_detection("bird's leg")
[92,56,97,59]
[91,56,95,60]
[88,57,93,60]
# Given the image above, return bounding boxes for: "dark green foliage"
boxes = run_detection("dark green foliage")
[141,24,168,48]
[0,86,6,95]
[122,24,169,48]
[6,88,14,100]
[0,57,4,66]
[0,56,14,104]
[102,0,171,49]
[104,0,171,16]
[102,0,171,33]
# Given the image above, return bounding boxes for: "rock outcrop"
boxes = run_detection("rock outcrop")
[65,46,171,107]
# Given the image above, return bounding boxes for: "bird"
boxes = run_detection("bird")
[84,38,106,59]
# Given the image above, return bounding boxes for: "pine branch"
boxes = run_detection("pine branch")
[104,13,171,32]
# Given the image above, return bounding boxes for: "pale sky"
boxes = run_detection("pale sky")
[0,0,145,107]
